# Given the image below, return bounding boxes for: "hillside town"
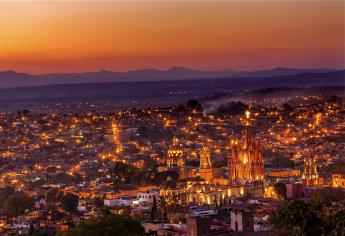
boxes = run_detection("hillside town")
[0,93,344,235]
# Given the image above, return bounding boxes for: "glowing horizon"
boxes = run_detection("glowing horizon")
[0,1,344,74]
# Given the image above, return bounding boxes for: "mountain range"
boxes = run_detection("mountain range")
[0,67,337,88]
[0,69,343,112]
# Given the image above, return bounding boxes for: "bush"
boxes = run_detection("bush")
[67,215,144,236]
[4,193,34,217]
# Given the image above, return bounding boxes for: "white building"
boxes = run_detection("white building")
[104,197,138,207]
[137,189,159,205]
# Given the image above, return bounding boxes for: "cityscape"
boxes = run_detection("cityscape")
[0,92,344,235]
[0,0,344,236]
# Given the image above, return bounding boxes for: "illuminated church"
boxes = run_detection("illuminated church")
[229,111,264,185]
[167,137,185,167]
[301,156,323,186]
[161,111,265,206]
[199,147,213,181]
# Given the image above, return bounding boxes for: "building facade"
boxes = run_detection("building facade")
[301,156,323,186]
[167,137,185,167]
[229,112,264,185]
[199,147,213,181]
[332,173,345,188]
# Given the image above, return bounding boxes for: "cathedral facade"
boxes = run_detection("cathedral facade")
[229,112,264,185]
[167,137,185,167]
[199,147,213,181]
[302,156,323,186]
[162,111,266,205]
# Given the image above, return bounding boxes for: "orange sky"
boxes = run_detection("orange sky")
[0,1,344,73]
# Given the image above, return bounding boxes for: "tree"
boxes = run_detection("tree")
[28,220,37,235]
[174,105,186,113]
[269,200,325,236]
[283,103,294,113]
[165,192,187,214]
[46,187,59,203]
[92,197,104,208]
[274,182,287,200]
[186,99,203,111]
[66,215,144,236]
[112,206,132,216]
[60,193,79,212]
[219,198,223,208]
[271,200,345,236]
[49,172,83,185]
[325,210,345,236]
[112,162,142,188]
[163,206,168,222]
[308,189,345,209]
[155,171,179,188]
[0,186,15,207]
[4,193,34,217]
[150,196,157,220]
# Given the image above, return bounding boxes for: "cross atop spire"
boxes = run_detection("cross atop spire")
[245,110,252,147]
[245,110,251,125]
[229,110,264,184]
[200,147,212,169]
[172,136,179,146]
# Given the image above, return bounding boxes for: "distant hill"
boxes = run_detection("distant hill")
[0,67,337,88]
[0,70,343,112]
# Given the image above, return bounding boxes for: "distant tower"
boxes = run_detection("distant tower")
[302,156,318,179]
[229,111,264,184]
[199,147,213,181]
[167,137,185,167]
[302,156,322,186]
[200,147,212,169]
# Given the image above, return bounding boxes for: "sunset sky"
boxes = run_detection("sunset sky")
[0,1,344,74]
